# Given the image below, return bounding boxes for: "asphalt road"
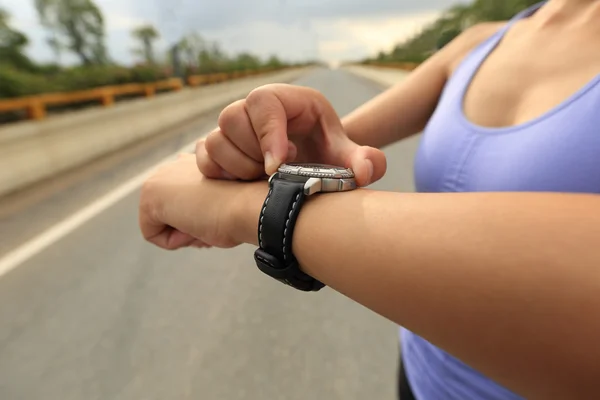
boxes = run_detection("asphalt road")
[0,67,421,400]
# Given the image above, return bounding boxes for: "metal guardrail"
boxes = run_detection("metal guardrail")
[0,78,184,121]
[0,67,289,121]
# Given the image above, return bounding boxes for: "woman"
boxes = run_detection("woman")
[138,0,600,398]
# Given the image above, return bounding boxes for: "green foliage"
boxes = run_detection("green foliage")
[53,65,130,90]
[0,8,38,72]
[53,65,168,90]
[0,65,60,98]
[131,24,159,64]
[366,0,543,64]
[0,64,169,98]
[179,32,206,69]
[264,55,285,69]
[171,34,292,75]
[0,5,291,100]
[196,41,228,74]
[129,65,168,82]
[437,28,462,50]
[35,0,107,66]
[228,53,262,71]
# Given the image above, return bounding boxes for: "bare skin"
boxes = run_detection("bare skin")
[462,1,600,129]
[139,0,600,398]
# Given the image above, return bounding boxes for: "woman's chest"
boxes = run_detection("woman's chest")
[414,101,600,194]
[461,24,600,129]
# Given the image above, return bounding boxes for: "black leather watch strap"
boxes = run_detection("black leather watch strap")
[254,178,325,292]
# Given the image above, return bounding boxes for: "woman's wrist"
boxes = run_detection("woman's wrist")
[232,181,269,246]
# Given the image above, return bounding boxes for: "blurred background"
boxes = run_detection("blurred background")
[0,1,539,399]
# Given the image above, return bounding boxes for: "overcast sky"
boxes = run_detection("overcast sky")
[1,0,462,65]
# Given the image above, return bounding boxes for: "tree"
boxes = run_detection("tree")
[46,35,64,63]
[178,32,206,69]
[265,55,284,69]
[231,52,261,71]
[471,0,541,22]
[131,24,159,64]
[444,4,476,30]
[35,0,107,66]
[198,41,228,73]
[366,0,544,64]
[0,8,36,71]
[436,28,462,50]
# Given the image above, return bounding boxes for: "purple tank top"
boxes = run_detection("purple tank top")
[402,1,600,398]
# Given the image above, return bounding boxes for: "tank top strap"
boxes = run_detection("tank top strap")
[448,1,548,96]
[508,1,547,24]
[490,1,548,44]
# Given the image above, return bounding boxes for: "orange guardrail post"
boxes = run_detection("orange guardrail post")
[172,78,183,91]
[27,99,46,120]
[144,85,156,97]
[100,89,114,107]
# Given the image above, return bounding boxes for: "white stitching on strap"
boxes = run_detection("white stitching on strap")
[258,189,272,248]
[283,193,301,260]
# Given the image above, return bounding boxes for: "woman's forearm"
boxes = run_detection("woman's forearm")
[341,61,449,149]
[340,86,421,148]
[237,184,600,398]
[341,23,507,150]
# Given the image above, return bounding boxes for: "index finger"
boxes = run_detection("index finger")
[244,85,288,174]
[244,83,342,175]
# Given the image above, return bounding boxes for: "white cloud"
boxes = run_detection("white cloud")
[0,0,446,66]
[163,11,443,65]
[106,13,145,31]
[314,11,442,62]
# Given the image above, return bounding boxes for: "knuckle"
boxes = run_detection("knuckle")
[195,148,213,170]
[246,85,274,107]
[196,156,216,177]
[195,137,206,154]
[195,148,221,178]
[218,99,245,129]
[313,89,327,105]
[195,158,208,173]
[246,83,288,105]
[305,87,327,110]
[256,116,280,140]
[139,178,157,208]
[204,130,221,154]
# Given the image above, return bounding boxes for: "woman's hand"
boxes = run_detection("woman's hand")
[196,83,387,186]
[138,154,264,250]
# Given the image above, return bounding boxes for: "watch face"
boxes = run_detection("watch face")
[278,163,355,179]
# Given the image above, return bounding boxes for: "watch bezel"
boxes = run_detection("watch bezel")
[277,163,355,179]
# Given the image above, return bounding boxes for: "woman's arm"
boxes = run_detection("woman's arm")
[235,185,600,399]
[342,22,506,148]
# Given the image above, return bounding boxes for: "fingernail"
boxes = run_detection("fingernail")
[365,159,374,186]
[264,151,278,174]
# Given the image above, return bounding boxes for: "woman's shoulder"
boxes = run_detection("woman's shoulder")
[459,22,508,43]
[440,22,508,77]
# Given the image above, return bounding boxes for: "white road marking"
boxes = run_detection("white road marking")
[0,140,201,279]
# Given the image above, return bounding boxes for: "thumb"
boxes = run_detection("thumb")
[342,143,387,187]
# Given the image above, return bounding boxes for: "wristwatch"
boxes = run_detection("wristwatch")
[254,163,357,292]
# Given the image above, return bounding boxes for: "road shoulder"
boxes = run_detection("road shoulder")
[342,65,409,88]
